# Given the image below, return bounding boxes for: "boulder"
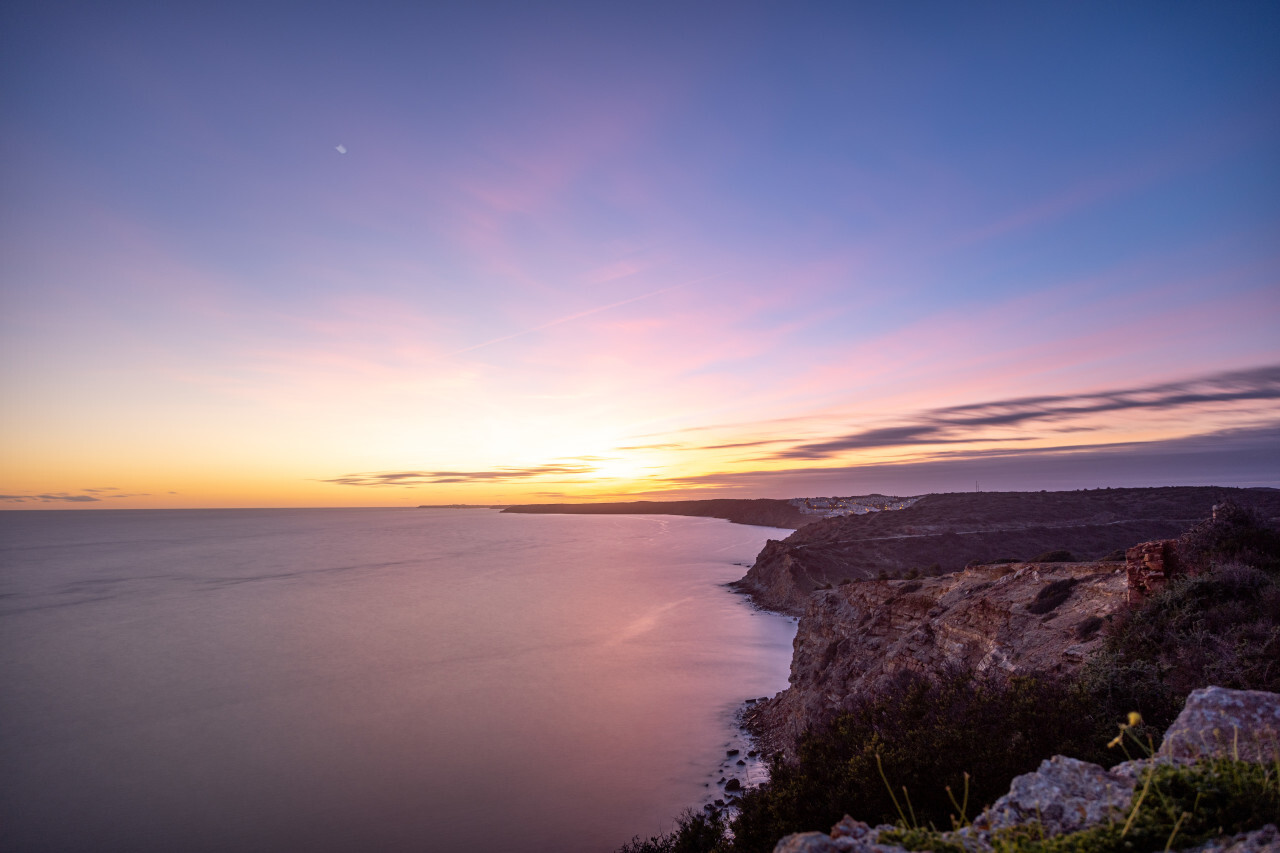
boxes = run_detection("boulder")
[970,755,1133,835]
[1157,686,1280,763]
[772,833,842,853]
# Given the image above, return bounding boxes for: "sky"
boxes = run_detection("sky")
[1,1,1278,508]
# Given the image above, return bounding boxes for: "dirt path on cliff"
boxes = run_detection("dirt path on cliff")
[788,516,1206,547]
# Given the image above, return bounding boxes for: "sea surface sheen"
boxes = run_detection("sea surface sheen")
[0,508,797,853]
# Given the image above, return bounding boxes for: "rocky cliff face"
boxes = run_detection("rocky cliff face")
[749,561,1127,757]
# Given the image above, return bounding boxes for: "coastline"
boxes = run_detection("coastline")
[683,565,801,822]
[692,699,776,818]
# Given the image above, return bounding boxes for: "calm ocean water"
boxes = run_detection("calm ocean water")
[0,508,797,853]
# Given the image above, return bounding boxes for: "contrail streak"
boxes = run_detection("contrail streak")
[446,276,716,358]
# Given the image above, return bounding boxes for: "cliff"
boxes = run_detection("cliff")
[501,498,812,530]
[747,560,1128,758]
[734,487,1280,614]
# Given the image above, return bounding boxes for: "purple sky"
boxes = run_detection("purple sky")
[2,2,1278,507]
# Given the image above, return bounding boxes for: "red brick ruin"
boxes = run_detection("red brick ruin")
[1125,539,1182,607]
[1125,502,1237,606]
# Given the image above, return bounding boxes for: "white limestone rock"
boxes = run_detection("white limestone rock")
[1158,686,1280,764]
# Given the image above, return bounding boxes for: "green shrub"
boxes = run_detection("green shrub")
[1074,615,1105,641]
[617,808,725,853]
[725,670,1116,853]
[1027,578,1077,615]
[996,758,1278,852]
[878,827,966,852]
[871,758,1279,852]
[1033,550,1075,563]
[1178,502,1280,574]
[1088,565,1280,705]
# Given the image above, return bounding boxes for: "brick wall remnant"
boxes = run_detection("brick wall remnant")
[1125,539,1181,607]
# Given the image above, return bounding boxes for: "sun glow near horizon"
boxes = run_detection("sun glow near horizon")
[2,3,1279,509]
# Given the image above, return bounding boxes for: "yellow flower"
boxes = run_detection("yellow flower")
[1108,711,1143,748]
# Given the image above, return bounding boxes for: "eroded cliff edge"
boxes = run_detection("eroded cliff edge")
[746,561,1127,758]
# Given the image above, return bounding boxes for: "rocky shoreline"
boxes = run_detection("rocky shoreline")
[692,702,775,817]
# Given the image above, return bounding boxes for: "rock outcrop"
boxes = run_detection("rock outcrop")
[749,561,1127,757]
[1157,686,1280,764]
[970,755,1134,837]
[771,687,1280,853]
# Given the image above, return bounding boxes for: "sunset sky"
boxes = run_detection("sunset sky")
[2,2,1278,508]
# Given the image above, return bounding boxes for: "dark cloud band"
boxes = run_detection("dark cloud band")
[775,364,1280,459]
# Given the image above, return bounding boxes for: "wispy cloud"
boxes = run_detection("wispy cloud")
[771,365,1280,460]
[323,463,600,487]
[2,492,98,503]
[0,488,154,503]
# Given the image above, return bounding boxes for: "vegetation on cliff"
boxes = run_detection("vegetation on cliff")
[618,501,1280,853]
[879,757,1280,853]
[726,672,1119,852]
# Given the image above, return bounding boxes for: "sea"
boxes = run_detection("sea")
[0,508,798,853]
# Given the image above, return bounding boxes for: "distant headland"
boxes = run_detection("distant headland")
[499,498,812,529]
